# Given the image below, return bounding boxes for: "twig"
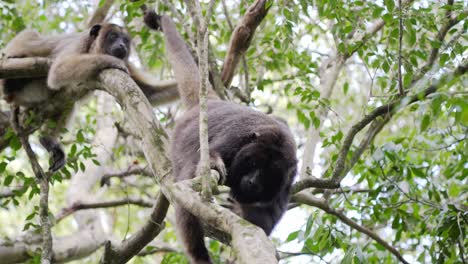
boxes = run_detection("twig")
[100,164,152,186]
[136,245,180,256]
[293,192,410,264]
[328,61,467,184]
[184,0,217,201]
[398,0,404,96]
[55,198,153,223]
[101,193,170,264]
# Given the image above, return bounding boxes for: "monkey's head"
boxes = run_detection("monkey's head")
[228,127,297,204]
[89,24,131,60]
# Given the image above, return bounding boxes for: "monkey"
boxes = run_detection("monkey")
[1,23,172,172]
[144,10,298,264]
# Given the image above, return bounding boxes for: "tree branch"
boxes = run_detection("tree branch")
[293,192,410,264]
[10,107,53,264]
[55,198,154,223]
[87,0,115,27]
[100,193,169,264]
[100,165,152,186]
[221,0,270,88]
[300,0,417,179]
[328,61,467,184]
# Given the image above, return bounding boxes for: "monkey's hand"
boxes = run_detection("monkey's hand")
[210,153,227,185]
[143,8,162,31]
[96,55,129,74]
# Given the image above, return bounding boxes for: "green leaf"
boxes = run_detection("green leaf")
[384,0,395,12]
[286,230,299,242]
[420,114,431,132]
[4,175,14,186]
[0,162,7,173]
[439,53,449,66]
[9,135,21,151]
[76,130,85,143]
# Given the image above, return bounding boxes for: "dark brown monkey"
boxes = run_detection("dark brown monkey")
[144,11,297,264]
[1,23,168,171]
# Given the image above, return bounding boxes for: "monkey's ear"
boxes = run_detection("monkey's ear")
[248,132,260,141]
[90,24,102,37]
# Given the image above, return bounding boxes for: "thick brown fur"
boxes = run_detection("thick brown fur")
[1,23,159,171]
[144,10,298,264]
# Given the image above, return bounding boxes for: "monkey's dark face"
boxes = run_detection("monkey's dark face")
[228,141,296,204]
[103,30,130,59]
[90,24,131,60]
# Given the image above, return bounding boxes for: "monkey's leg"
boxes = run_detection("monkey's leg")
[2,30,47,58]
[39,135,65,172]
[175,206,212,264]
[47,54,129,90]
[38,106,73,172]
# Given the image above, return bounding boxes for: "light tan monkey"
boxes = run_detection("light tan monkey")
[1,23,169,171]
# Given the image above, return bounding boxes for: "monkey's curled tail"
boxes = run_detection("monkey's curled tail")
[143,9,219,109]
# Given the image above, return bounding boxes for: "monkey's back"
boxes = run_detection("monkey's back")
[171,99,296,180]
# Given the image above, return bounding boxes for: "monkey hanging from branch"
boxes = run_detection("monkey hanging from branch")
[0,23,172,172]
[144,9,298,264]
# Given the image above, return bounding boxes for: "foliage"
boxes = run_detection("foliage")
[0,0,466,263]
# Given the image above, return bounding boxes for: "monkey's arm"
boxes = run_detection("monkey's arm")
[160,15,201,108]
[47,54,129,90]
[144,11,218,108]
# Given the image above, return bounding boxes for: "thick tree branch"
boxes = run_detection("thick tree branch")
[293,192,410,264]
[291,176,340,194]
[166,179,278,264]
[87,0,115,27]
[221,0,270,88]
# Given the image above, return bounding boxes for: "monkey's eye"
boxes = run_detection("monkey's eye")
[108,33,117,40]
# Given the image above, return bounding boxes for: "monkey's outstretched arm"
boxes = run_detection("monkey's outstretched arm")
[47,54,129,90]
[160,15,201,108]
[144,11,218,108]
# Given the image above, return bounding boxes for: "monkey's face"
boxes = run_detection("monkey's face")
[103,30,130,59]
[90,24,131,60]
[228,137,296,204]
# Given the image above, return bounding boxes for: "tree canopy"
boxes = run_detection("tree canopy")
[0,0,466,264]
